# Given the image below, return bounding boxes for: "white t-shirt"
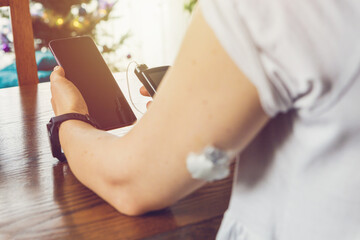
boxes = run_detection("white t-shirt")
[200,0,360,239]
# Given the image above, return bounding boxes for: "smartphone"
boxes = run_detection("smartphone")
[49,36,136,130]
[134,64,169,97]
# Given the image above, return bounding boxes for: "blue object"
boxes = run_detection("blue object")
[0,50,57,88]
[36,51,57,71]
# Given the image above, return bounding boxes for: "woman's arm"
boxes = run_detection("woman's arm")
[50,8,269,216]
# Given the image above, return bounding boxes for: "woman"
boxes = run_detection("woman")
[50,0,360,239]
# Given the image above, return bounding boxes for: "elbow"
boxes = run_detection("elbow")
[102,162,172,216]
[112,198,167,217]
[114,198,151,217]
[110,187,169,217]
[115,204,148,217]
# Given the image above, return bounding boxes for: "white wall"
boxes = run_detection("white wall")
[110,0,191,68]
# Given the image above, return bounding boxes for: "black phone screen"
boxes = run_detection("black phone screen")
[49,36,136,130]
[145,69,168,90]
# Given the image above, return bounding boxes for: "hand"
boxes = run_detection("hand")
[139,86,152,109]
[50,66,89,116]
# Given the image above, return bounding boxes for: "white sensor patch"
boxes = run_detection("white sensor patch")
[186,146,233,182]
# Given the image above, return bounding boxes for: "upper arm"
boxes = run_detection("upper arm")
[107,8,269,213]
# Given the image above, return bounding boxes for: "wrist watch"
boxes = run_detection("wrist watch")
[47,113,99,162]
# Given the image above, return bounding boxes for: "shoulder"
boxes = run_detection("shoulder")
[201,0,360,116]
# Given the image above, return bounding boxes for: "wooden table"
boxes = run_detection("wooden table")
[0,78,232,239]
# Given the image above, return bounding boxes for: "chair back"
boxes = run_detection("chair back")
[1,0,38,85]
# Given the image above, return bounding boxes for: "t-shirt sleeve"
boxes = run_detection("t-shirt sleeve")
[200,0,331,117]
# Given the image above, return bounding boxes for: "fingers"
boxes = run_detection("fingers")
[146,101,152,109]
[50,66,72,96]
[53,66,65,77]
[50,66,66,82]
[140,86,151,97]
[139,86,152,109]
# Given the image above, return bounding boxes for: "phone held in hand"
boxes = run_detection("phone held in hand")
[49,36,137,130]
[134,64,169,97]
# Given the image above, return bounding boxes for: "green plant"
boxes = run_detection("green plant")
[184,0,198,13]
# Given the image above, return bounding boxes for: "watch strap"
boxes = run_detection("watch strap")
[47,113,99,162]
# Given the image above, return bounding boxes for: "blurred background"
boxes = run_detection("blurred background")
[0,0,197,88]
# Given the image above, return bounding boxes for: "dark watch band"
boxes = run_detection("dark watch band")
[47,113,99,162]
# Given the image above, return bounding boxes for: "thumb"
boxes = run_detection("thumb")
[52,66,65,78]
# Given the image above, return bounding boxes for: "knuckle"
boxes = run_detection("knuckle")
[50,72,64,83]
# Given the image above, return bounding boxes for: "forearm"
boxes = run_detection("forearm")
[59,120,139,214]
[59,120,204,216]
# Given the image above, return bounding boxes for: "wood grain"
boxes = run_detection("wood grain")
[0,82,233,239]
[0,0,9,7]
[9,0,39,85]
[145,216,223,240]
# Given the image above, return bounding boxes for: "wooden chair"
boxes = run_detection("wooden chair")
[0,0,38,85]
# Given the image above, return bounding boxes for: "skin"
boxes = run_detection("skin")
[50,9,269,216]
